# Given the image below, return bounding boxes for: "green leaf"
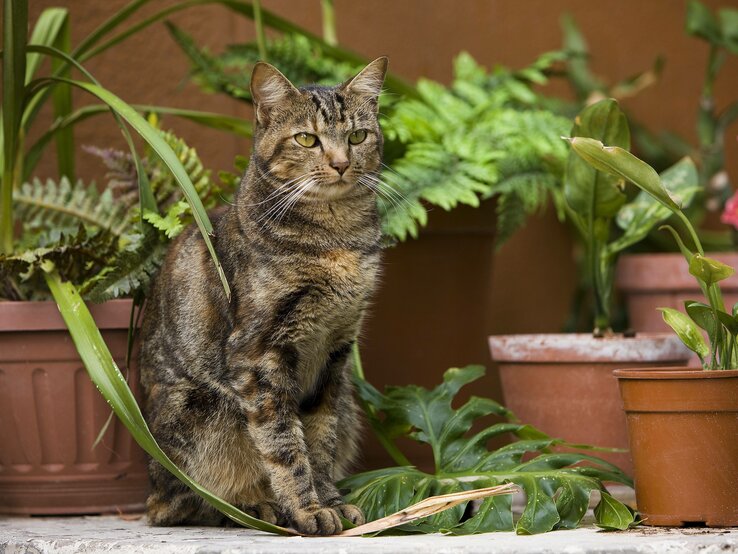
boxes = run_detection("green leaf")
[594,491,636,531]
[43,269,291,535]
[568,136,680,211]
[686,0,722,44]
[689,254,735,286]
[564,99,630,219]
[658,307,710,359]
[720,8,738,53]
[716,309,738,335]
[609,158,699,256]
[685,300,718,344]
[343,366,633,535]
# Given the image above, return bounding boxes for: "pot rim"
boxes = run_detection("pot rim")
[614,366,738,379]
[488,332,692,363]
[0,299,136,332]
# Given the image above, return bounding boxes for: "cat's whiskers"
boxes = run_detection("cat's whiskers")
[256,174,315,230]
[358,175,404,215]
[245,172,309,208]
[361,173,415,215]
[273,177,316,227]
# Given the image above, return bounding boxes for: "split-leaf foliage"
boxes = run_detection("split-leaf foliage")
[339,366,636,534]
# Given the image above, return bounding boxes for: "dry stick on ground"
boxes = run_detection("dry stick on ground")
[338,483,520,537]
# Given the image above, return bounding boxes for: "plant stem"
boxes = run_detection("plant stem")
[351,343,413,467]
[320,0,337,46]
[252,0,267,61]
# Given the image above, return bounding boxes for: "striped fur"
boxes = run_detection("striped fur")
[139,58,388,535]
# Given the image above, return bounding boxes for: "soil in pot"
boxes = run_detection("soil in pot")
[488,333,692,475]
[616,252,738,332]
[615,367,738,527]
[0,299,148,515]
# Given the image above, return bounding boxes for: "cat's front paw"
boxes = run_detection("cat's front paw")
[332,503,365,526]
[290,505,342,535]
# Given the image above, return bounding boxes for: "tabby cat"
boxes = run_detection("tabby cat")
[139,58,388,535]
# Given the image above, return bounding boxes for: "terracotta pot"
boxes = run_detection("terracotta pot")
[0,299,148,515]
[614,367,738,526]
[617,252,738,332]
[488,333,691,474]
[360,200,498,471]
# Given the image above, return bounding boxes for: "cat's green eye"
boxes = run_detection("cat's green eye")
[295,132,318,148]
[349,129,368,145]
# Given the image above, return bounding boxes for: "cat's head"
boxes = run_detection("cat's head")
[249,57,387,201]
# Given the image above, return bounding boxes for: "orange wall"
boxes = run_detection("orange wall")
[27,0,738,336]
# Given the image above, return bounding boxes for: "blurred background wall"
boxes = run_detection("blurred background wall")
[26,2,738,457]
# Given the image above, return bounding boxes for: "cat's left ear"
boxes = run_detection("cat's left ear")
[342,56,388,109]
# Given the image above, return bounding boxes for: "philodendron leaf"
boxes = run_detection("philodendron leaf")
[688,254,735,286]
[659,307,710,360]
[685,301,718,344]
[568,137,680,211]
[342,366,635,535]
[594,491,637,531]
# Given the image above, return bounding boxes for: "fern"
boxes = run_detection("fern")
[1,225,118,301]
[81,229,167,302]
[168,26,361,100]
[380,53,570,243]
[14,177,132,245]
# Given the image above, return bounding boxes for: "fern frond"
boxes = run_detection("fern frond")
[82,230,166,302]
[1,225,118,301]
[14,177,132,242]
[168,26,360,100]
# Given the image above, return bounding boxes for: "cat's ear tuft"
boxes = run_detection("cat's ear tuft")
[250,62,300,125]
[343,57,388,105]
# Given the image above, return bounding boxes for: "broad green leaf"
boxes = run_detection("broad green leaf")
[720,8,738,53]
[609,158,699,256]
[568,137,679,211]
[343,366,634,535]
[659,307,710,359]
[689,254,735,286]
[42,269,290,535]
[564,99,629,219]
[685,300,718,342]
[594,491,636,531]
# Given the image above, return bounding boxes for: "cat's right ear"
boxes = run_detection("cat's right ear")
[250,62,300,126]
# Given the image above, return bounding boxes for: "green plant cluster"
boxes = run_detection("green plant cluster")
[0,126,231,302]
[570,132,738,370]
[340,365,636,534]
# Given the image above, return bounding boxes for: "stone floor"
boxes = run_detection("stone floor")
[1,515,737,554]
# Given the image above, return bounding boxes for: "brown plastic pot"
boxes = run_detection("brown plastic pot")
[617,252,738,332]
[0,299,148,515]
[488,333,691,474]
[614,367,738,527]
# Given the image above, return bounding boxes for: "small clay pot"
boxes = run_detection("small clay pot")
[616,252,738,332]
[0,299,149,515]
[614,367,738,527]
[488,333,691,474]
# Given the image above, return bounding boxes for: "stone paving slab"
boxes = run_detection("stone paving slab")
[1,515,737,554]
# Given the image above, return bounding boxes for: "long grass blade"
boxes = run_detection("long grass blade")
[26,7,68,81]
[1,0,27,254]
[50,17,75,181]
[42,267,291,535]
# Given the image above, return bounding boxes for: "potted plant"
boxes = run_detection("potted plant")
[0,1,241,514]
[489,99,695,473]
[615,0,738,332]
[569,133,738,527]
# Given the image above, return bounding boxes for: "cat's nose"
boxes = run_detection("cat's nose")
[330,158,350,175]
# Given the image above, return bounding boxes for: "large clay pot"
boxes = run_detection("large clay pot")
[488,333,691,475]
[360,200,498,471]
[616,252,738,332]
[0,299,148,515]
[614,367,738,526]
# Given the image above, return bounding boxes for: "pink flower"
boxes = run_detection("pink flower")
[721,189,738,230]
